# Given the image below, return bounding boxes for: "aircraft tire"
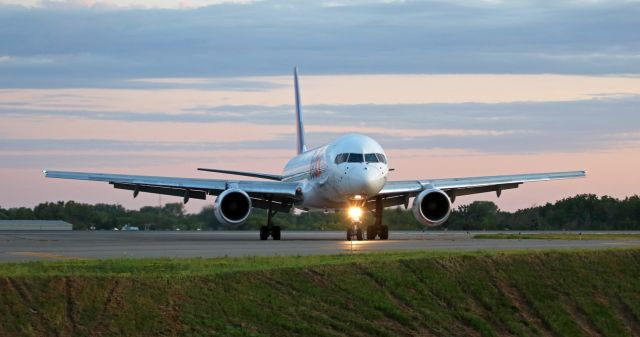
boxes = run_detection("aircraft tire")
[379,225,389,240]
[272,226,281,240]
[346,228,353,241]
[259,226,269,240]
[356,228,363,241]
[366,226,377,240]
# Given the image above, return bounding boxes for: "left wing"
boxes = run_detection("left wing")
[44,170,300,211]
[375,170,586,207]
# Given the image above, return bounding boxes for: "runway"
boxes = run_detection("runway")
[1,230,639,262]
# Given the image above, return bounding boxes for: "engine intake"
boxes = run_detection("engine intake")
[214,188,252,225]
[412,189,452,227]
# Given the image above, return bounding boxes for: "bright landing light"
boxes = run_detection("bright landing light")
[348,207,363,221]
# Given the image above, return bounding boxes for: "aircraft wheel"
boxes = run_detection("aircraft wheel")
[356,228,363,241]
[272,226,281,240]
[379,225,389,240]
[346,228,354,241]
[366,225,377,240]
[259,226,269,240]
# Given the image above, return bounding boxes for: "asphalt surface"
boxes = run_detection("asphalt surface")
[1,230,639,262]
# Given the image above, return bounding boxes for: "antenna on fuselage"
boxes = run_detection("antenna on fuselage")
[294,67,307,154]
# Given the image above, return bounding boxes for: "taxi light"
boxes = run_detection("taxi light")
[348,207,363,221]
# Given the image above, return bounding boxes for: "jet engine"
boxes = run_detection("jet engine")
[412,189,452,227]
[214,188,252,225]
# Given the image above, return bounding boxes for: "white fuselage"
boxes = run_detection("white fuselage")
[282,133,389,210]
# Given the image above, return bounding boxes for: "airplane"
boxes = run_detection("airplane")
[44,68,586,241]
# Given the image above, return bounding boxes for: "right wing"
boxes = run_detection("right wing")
[374,170,586,208]
[44,170,300,212]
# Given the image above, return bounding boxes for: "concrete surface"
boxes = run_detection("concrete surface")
[1,230,639,261]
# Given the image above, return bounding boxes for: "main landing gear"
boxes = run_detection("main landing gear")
[368,196,389,240]
[260,199,281,240]
[346,197,389,241]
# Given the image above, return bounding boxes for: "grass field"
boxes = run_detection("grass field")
[2,249,640,337]
[474,233,640,240]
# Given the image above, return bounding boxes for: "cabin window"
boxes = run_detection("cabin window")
[347,153,364,163]
[334,153,348,164]
[376,153,387,164]
[365,153,379,163]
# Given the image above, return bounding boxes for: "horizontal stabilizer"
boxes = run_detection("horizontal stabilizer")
[197,168,283,181]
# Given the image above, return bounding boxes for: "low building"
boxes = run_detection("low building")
[0,220,73,230]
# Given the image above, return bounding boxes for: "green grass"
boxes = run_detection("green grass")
[2,249,640,337]
[0,249,570,277]
[474,233,640,240]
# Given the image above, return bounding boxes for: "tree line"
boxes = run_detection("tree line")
[1,194,638,231]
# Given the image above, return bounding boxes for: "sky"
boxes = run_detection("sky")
[0,0,639,213]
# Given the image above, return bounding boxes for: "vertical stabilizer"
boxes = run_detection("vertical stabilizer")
[294,67,307,154]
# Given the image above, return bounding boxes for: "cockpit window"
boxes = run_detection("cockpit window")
[347,153,364,163]
[334,153,348,164]
[336,153,376,164]
[365,153,379,163]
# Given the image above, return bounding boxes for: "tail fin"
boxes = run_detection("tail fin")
[294,67,307,154]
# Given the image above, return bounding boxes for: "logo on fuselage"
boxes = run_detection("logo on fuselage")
[309,147,326,179]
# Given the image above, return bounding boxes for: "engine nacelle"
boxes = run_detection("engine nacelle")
[412,189,452,227]
[214,188,252,225]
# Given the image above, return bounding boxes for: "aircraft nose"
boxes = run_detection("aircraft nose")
[348,165,386,196]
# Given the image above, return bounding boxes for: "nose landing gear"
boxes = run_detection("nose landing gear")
[345,196,389,241]
[346,222,363,241]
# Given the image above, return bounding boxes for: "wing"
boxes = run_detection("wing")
[44,170,300,212]
[374,170,586,208]
[197,168,283,181]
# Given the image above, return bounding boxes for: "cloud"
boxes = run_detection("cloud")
[2,95,639,157]
[2,72,639,160]
[1,0,638,210]
[0,0,638,87]
[0,138,293,158]
[0,0,255,9]
[125,78,286,91]
[0,55,54,65]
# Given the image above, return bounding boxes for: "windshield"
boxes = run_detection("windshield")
[334,153,348,164]
[365,153,379,163]
[335,152,380,164]
[347,153,364,163]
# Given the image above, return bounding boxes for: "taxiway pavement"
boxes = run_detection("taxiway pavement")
[1,230,639,262]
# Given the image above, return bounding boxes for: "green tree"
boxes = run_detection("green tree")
[0,194,638,231]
